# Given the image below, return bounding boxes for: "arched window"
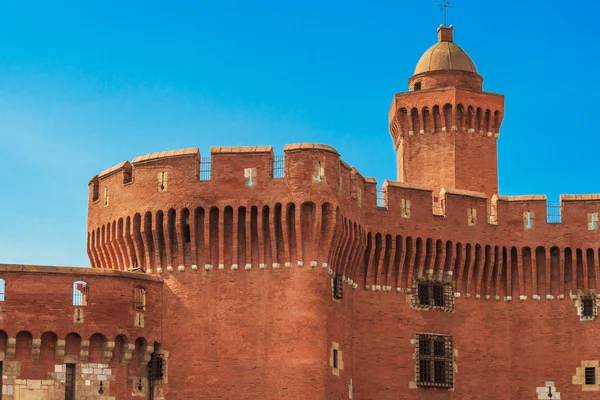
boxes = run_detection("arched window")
[0,278,5,301]
[134,286,147,311]
[414,82,422,91]
[73,281,89,306]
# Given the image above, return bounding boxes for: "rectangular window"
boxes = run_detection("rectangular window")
[416,334,453,388]
[313,161,325,182]
[65,363,76,400]
[585,367,596,385]
[103,187,109,207]
[523,211,534,229]
[468,208,477,226]
[582,296,595,318]
[589,213,599,231]
[73,281,89,306]
[158,172,168,192]
[401,199,411,218]
[333,274,343,300]
[333,349,339,369]
[244,168,256,187]
[0,278,5,302]
[414,281,453,311]
[134,287,147,311]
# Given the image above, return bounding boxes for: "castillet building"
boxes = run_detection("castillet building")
[0,25,598,399]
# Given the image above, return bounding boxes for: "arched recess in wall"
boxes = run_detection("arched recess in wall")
[466,106,474,131]
[422,107,431,133]
[193,208,204,267]
[413,237,424,281]
[411,108,420,133]
[550,246,560,295]
[181,208,191,266]
[399,108,408,133]
[423,238,434,277]
[167,209,178,267]
[433,105,442,132]
[0,330,7,354]
[112,334,128,367]
[320,203,335,267]
[484,109,491,133]
[363,232,373,287]
[209,207,219,267]
[223,206,234,267]
[481,245,491,297]
[453,242,463,289]
[522,247,533,296]
[40,331,58,364]
[15,331,32,362]
[456,104,465,131]
[373,233,383,283]
[564,248,573,292]
[144,212,155,270]
[300,202,316,265]
[250,206,259,266]
[493,110,501,133]
[133,337,148,367]
[471,244,482,295]
[237,206,247,266]
[125,216,136,269]
[286,203,297,263]
[274,203,285,265]
[535,246,546,296]
[401,237,413,288]
[475,108,482,132]
[500,247,508,297]
[443,240,453,274]
[65,333,82,362]
[461,243,472,294]
[133,213,145,269]
[89,333,106,363]
[262,205,272,267]
[510,247,519,297]
[576,249,585,291]
[117,218,127,269]
[587,248,596,292]
[443,104,452,130]
[383,234,393,286]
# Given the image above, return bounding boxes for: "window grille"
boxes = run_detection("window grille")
[0,278,5,302]
[73,281,89,306]
[333,274,343,300]
[376,189,386,208]
[581,295,596,319]
[272,155,285,178]
[134,287,147,311]
[333,349,339,369]
[148,352,164,381]
[416,334,453,388]
[547,201,562,223]
[199,157,211,181]
[412,280,454,311]
[585,367,596,385]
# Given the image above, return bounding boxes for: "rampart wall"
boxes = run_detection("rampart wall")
[0,265,164,400]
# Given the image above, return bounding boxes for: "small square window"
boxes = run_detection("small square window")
[585,367,596,385]
[413,281,453,311]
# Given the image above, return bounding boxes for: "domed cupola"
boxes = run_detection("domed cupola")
[408,26,483,92]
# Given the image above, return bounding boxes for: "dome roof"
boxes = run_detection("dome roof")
[414,27,477,75]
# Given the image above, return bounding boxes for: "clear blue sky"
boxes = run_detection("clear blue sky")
[0,1,597,267]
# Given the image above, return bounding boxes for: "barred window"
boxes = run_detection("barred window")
[416,334,453,388]
[332,274,343,300]
[413,280,453,311]
[581,295,596,319]
[134,286,147,311]
[73,281,89,306]
[585,367,596,385]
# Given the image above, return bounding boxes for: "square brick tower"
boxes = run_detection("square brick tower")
[389,25,505,198]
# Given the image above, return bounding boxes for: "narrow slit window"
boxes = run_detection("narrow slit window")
[401,199,411,218]
[103,187,109,207]
[158,172,168,192]
[313,161,325,182]
[244,168,256,187]
[468,208,477,226]
[357,188,362,208]
[588,213,598,230]
[524,211,534,229]
[333,349,339,369]
[134,286,147,311]
[73,281,89,306]
[585,367,596,385]
[0,278,5,301]
[333,274,343,300]
[183,213,191,243]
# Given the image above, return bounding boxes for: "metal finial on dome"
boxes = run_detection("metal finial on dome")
[437,0,454,28]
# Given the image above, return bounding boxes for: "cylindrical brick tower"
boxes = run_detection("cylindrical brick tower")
[389,25,505,198]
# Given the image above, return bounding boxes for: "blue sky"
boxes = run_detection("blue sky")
[0,1,597,267]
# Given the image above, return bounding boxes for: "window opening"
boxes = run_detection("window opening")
[73,281,89,306]
[524,211,533,229]
[148,351,164,400]
[377,188,385,208]
[468,208,477,226]
[134,287,147,311]
[244,168,256,187]
[589,213,598,230]
[416,334,453,388]
[581,295,596,319]
[333,348,339,369]
[414,82,422,91]
[65,363,76,400]
[313,161,324,182]
[414,281,453,310]
[103,187,109,207]
[585,367,596,385]
[272,155,285,178]
[0,278,5,301]
[401,199,411,218]
[333,274,343,300]
[357,188,362,208]
[158,172,168,192]
[547,201,562,223]
[199,157,211,181]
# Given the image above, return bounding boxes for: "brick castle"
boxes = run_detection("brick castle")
[0,25,599,399]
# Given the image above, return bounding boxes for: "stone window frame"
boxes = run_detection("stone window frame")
[412,279,454,312]
[158,171,168,192]
[332,274,343,301]
[467,208,477,226]
[414,333,454,389]
[523,211,534,229]
[73,281,89,307]
[588,212,599,231]
[313,160,325,182]
[573,360,600,391]
[329,342,344,376]
[244,167,257,187]
[103,187,109,207]
[579,295,597,321]
[401,199,411,219]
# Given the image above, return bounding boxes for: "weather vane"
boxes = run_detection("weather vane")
[437,0,454,28]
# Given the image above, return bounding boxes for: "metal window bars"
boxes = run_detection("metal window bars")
[271,155,285,178]
[73,282,89,306]
[333,274,343,300]
[199,157,211,181]
[415,334,453,388]
[412,280,454,311]
[547,201,562,223]
[376,189,386,208]
[133,287,147,311]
